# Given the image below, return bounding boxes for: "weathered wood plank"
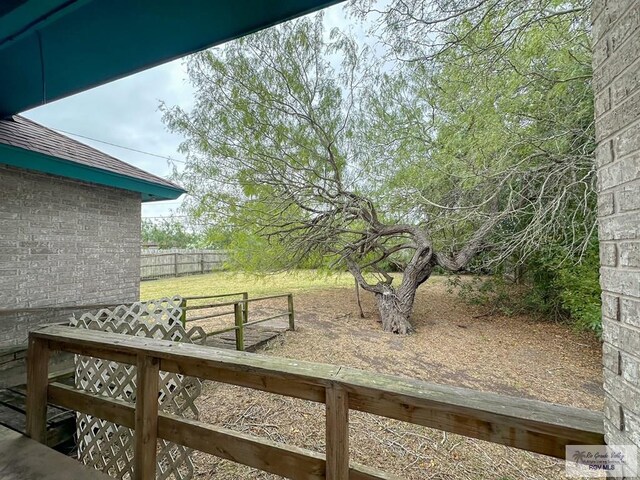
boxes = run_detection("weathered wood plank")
[0,388,67,419]
[0,387,71,424]
[288,293,295,331]
[48,383,135,428]
[37,326,340,402]
[1,348,73,389]
[0,346,26,366]
[161,413,326,480]
[243,312,290,327]
[326,384,349,480]
[0,402,25,434]
[0,385,76,449]
[0,425,113,480]
[47,383,395,480]
[160,357,333,403]
[26,336,49,443]
[46,340,136,366]
[183,293,292,311]
[0,403,75,450]
[0,388,28,412]
[35,326,605,460]
[186,310,235,322]
[234,303,244,351]
[338,368,605,459]
[183,292,248,301]
[206,325,287,352]
[242,292,249,323]
[134,355,160,480]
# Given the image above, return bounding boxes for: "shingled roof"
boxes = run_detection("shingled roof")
[0,115,185,201]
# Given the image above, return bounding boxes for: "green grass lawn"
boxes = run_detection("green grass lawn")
[140,270,358,300]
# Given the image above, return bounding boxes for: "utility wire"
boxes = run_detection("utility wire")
[52,128,186,164]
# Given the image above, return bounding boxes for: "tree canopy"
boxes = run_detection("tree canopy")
[142,219,207,249]
[162,1,597,333]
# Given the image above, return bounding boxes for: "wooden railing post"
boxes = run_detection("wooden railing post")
[287,294,295,331]
[180,298,187,327]
[134,354,160,480]
[234,303,245,351]
[325,384,349,480]
[26,336,50,443]
[242,292,249,323]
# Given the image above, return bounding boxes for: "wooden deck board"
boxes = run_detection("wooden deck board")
[205,320,288,352]
[0,348,74,389]
[0,387,75,449]
[0,425,111,479]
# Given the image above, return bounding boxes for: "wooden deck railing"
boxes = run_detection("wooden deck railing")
[181,291,249,324]
[26,325,604,479]
[182,293,295,350]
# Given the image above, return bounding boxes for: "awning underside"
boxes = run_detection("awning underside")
[0,0,341,117]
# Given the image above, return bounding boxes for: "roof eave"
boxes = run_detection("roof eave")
[0,0,344,117]
[0,143,186,202]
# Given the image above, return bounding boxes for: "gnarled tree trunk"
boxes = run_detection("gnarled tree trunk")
[375,288,415,334]
[348,252,434,335]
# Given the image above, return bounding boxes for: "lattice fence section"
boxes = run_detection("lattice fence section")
[71,296,207,480]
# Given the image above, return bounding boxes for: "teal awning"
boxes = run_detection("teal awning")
[0,0,342,117]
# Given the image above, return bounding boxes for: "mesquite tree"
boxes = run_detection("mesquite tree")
[162,9,594,334]
[355,0,596,263]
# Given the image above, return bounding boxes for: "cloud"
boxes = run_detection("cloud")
[23,57,193,217]
[22,2,353,219]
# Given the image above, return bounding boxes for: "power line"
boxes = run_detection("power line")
[142,215,214,225]
[52,127,186,164]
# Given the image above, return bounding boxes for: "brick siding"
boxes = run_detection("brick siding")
[0,164,141,347]
[592,0,640,455]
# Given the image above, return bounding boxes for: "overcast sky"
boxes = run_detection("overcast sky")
[22,3,357,220]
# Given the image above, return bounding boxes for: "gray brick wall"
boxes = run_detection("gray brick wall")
[592,0,640,454]
[0,164,141,347]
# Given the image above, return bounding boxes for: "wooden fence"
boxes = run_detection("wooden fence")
[141,249,228,280]
[27,325,604,480]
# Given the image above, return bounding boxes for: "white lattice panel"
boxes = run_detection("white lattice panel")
[71,296,206,480]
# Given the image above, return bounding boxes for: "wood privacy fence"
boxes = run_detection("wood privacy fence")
[141,249,228,280]
[181,292,295,351]
[27,325,604,480]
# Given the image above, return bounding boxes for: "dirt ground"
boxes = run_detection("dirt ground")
[190,277,604,479]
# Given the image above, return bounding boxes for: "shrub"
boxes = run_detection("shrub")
[452,239,602,337]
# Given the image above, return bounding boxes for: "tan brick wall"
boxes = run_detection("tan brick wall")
[0,165,141,346]
[592,0,640,450]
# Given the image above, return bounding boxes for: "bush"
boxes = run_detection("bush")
[448,273,523,316]
[452,239,602,337]
[551,246,602,335]
[523,239,602,335]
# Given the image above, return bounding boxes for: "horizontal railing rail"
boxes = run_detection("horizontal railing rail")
[184,293,293,312]
[181,292,248,325]
[183,292,248,301]
[27,326,604,480]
